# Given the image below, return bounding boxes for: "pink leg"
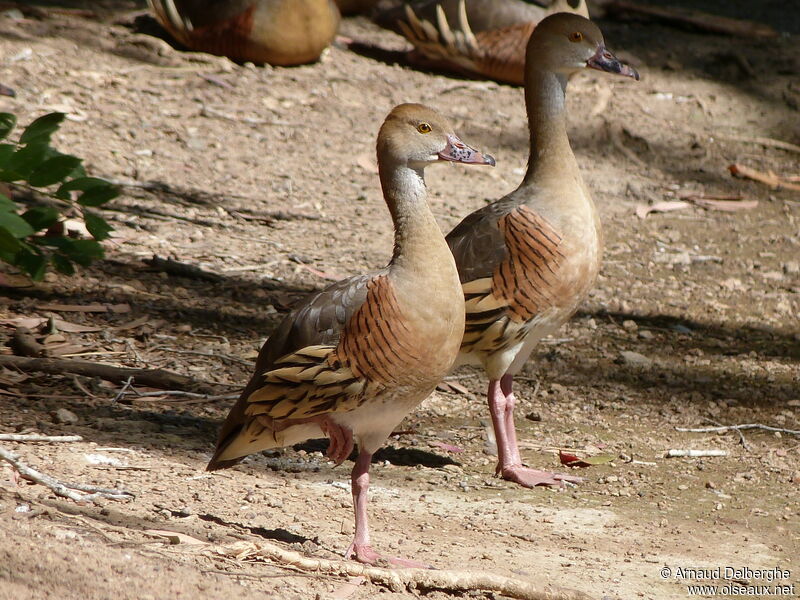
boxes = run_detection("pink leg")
[319,417,354,465]
[488,374,582,488]
[344,450,430,569]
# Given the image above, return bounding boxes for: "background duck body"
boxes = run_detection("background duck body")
[447,13,637,487]
[148,0,340,65]
[208,103,493,564]
[395,0,588,85]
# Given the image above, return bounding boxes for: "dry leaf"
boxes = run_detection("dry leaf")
[0,317,104,333]
[36,303,131,313]
[558,450,615,468]
[635,200,691,219]
[429,440,465,453]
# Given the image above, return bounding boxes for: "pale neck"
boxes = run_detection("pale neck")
[379,162,449,272]
[522,69,577,186]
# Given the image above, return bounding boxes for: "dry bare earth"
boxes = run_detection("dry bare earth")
[0,3,798,599]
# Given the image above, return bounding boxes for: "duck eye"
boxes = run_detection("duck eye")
[417,122,432,134]
[568,31,583,43]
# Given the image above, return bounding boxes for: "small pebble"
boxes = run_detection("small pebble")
[622,320,638,332]
[52,408,78,425]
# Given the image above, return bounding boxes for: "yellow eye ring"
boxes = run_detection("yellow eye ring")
[568,31,583,43]
[417,122,432,134]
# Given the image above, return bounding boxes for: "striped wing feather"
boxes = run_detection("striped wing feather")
[447,203,564,352]
[209,273,419,467]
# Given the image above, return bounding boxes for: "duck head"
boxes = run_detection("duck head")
[527,12,639,81]
[377,104,496,170]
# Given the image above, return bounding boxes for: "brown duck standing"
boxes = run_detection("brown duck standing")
[207,104,494,565]
[446,13,638,487]
[396,0,588,85]
[147,0,341,65]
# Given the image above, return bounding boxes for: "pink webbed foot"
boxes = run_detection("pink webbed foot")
[345,543,432,569]
[501,464,583,488]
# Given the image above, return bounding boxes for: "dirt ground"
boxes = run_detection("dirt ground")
[0,2,798,599]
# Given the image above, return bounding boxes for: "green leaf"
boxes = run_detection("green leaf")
[19,112,65,145]
[28,155,83,187]
[0,226,21,254]
[0,113,15,141]
[0,210,35,238]
[52,253,75,275]
[3,142,50,180]
[15,247,48,280]
[0,143,15,168]
[84,212,113,241]
[0,193,15,211]
[77,185,118,207]
[578,454,616,466]
[22,206,60,231]
[55,176,112,199]
[60,238,104,265]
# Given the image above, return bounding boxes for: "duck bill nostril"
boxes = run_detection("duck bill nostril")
[438,134,496,166]
[586,45,639,80]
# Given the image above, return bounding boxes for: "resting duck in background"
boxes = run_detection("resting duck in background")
[207,104,494,565]
[446,13,638,487]
[147,0,341,66]
[392,0,589,85]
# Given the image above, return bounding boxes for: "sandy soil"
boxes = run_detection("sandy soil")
[0,2,798,599]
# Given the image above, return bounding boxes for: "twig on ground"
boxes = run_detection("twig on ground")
[0,355,231,394]
[144,255,224,282]
[218,541,592,600]
[119,390,239,404]
[665,449,728,458]
[594,0,778,38]
[676,424,800,436]
[0,446,134,503]
[113,376,135,403]
[0,434,83,442]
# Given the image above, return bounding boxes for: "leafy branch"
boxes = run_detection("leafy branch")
[0,112,118,280]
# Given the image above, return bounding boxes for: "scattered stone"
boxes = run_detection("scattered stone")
[606,475,619,483]
[52,408,79,425]
[622,320,638,332]
[619,351,653,368]
[705,481,716,489]
[525,411,542,422]
[638,329,654,340]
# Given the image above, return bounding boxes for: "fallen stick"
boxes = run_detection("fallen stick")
[219,541,593,600]
[144,255,224,282]
[0,446,134,503]
[121,390,239,404]
[676,424,800,436]
[595,1,778,38]
[0,434,83,442]
[722,135,800,154]
[729,164,800,191]
[0,355,230,394]
[665,449,728,458]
